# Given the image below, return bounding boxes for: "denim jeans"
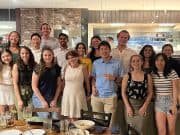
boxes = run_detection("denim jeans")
[32,94,58,119]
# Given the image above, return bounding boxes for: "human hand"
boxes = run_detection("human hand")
[42,100,49,108]
[18,100,24,111]
[50,100,57,108]
[92,85,98,96]
[139,106,147,116]
[126,106,134,117]
[104,74,115,81]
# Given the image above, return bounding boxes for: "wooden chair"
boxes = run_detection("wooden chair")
[32,107,63,119]
[80,109,112,127]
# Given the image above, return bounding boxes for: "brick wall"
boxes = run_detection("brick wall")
[18,8,87,47]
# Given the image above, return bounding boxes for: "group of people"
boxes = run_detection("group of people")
[0,23,179,135]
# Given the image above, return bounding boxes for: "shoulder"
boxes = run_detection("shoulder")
[126,48,137,54]
[170,70,179,79]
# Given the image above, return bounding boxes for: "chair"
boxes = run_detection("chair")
[80,109,112,127]
[32,107,63,119]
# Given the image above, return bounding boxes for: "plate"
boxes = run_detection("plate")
[23,129,45,135]
[69,129,89,135]
[0,129,22,135]
[73,120,95,130]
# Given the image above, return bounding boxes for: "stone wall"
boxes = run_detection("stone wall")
[18,8,88,47]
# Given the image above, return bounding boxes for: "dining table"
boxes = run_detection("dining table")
[0,120,114,135]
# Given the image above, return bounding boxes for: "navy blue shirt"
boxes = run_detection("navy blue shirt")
[34,64,61,102]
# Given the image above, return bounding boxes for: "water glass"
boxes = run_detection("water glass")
[43,117,52,133]
[0,115,7,128]
[23,106,32,120]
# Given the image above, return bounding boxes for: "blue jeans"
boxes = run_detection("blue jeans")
[32,94,58,119]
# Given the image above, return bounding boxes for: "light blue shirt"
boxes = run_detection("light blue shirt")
[92,58,124,98]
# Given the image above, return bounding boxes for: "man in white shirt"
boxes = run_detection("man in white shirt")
[40,23,59,50]
[111,30,136,134]
[54,33,71,76]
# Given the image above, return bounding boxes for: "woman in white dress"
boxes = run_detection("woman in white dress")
[0,49,15,114]
[61,50,90,121]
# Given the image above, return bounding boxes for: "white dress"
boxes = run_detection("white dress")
[61,64,87,118]
[0,65,14,105]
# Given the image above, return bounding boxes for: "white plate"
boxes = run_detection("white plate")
[23,129,45,135]
[69,129,89,135]
[0,129,22,135]
[73,120,95,130]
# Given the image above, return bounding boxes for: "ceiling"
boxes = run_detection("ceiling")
[1,0,180,10]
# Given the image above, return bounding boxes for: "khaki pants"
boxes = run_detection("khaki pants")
[91,95,117,128]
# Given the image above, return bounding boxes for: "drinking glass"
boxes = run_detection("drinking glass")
[43,116,52,133]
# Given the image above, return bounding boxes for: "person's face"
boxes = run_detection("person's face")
[144,47,153,58]
[42,50,54,65]
[20,48,30,63]
[67,55,79,66]
[131,56,143,70]
[59,36,68,48]
[155,55,165,71]
[31,35,41,48]
[162,46,173,58]
[99,45,111,59]
[117,32,129,46]
[41,24,51,36]
[77,44,86,56]
[91,38,101,49]
[1,52,12,65]
[9,32,19,45]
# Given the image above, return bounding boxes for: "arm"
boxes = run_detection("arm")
[171,79,178,114]
[12,64,23,110]
[121,74,134,116]
[31,71,48,108]
[91,77,98,96]
[139,74,153,116]
[82,65,91,97]
[50,77,62,107]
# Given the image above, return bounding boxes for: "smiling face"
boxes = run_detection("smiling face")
[91,38,101,49]
[143,47,153,58]
[20,48,30,64]
[117,32,129,46]
[41,24,51,37]
[162,45,173,58]
[59,35,68,48]
[42,50,54,65]
[77,44,86,56]
[31,35,41,49]
[130,55,143,71]
[9,32,20,46]
[1,51,12,65]
[99,45,111,59]
[155,55,166,71]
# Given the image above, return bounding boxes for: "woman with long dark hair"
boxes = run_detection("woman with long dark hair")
[12,46,36,119]
[152,53,179,135]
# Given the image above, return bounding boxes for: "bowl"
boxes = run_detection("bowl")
[73,120,95,130]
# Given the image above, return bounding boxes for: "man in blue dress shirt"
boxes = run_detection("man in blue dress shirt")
[91,40,124,133]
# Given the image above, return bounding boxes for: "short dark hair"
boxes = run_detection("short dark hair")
[98,40,111,50]
[117,30,130,40]
[31,33,41,40]
[162,43,174,53]
[58,33,69,40]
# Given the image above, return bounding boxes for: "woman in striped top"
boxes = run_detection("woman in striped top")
[152,53,179,135]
